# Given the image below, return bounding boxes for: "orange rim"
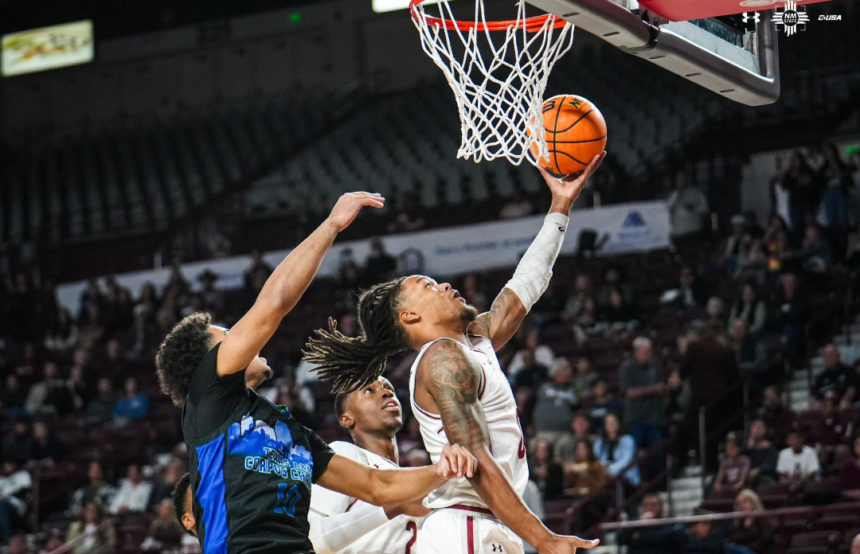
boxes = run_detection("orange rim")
[409,0,568,32]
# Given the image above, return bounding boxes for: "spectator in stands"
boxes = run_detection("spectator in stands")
[585,379,622,435]
[0,460,31,543]
[777,429,821,483]
[110,464,152,514]
[499,190,534,220]
[142,499,184,550]
[39,530,63,554]
[819,142,853,240]
[667,170,710,250]
[617,495,680,554]
[726,489,774,554]
[774,273,809,363]
[713,433,750,494]
[69,462,116,517]
[67,502,116,554]
[809,391,848,462]
[791,224,833,276]
[9,534,31,554]
[745,420,779,487]
[727,284,768,340]
[594,412,640,487]
[149,460,184,511]
[684,510,728,554]
[532,359,577,448]
[363,238,398,285]
[722,214,753,272]
[273,371,315,428]
[30,421,65,463]
[679,322,740,464]
[459,274,489,313]
[780,150,820,239]
[0,375,27,415]
[599,288,640,331]
[112,376,149,425]
[126,306,158,362]
[2,420,33,465]
[507,329,555,379]
[557,412,595,463]
[24,362,74,416]
[662,265,707,309]
[44,308,78,355]
[85,378,116,424]
[571,356,598,401]
[596,265,635,312]
[732,320,768,388]
[812,344,855,403]
[561,438,608,497]
[512,350,550,391]
[244,250,273,296]
[757,387,795,447]
[562,274,593,323]
[839,436,860,500]
[528,439,563,501]
[67,365,90,411]
[621,337,667,450]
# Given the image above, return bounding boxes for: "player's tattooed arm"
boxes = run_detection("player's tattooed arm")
[467,288,527,352]
[423,339,600,554]
[426,340,490,452]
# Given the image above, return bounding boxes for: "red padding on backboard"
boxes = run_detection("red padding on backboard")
[636,0,834,22]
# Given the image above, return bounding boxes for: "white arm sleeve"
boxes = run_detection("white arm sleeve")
[505,212,570,312]
[308,503,390,554]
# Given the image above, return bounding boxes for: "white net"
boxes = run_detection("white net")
[411,0,575,166]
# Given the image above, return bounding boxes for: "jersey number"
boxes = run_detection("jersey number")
[515,413,526,459]
[274,483,301,516]
[405,521,417,554]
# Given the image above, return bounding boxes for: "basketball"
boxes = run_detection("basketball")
[532,95,607,177]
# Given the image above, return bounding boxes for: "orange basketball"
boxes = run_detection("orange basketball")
[531,95,607,177]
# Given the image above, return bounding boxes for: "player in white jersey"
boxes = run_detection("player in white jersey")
[304,153,605,554]
[308,376,428,554]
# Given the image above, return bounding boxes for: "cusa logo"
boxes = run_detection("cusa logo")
[819,15,842,20]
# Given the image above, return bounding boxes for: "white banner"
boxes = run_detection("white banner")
[56,201,669,314]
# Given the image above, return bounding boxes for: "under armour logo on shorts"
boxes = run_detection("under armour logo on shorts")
[491,544,503,553]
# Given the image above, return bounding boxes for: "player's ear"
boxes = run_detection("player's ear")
[339,412,355,430]
[182,513,196,535]
[399,309,420,325]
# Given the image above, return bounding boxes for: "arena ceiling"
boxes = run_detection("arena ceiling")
[0,0,330,38]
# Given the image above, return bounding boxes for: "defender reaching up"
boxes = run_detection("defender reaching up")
[304,155,605,554]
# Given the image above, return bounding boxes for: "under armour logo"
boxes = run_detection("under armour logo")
[742,11,761,23]
[492,545,504,553]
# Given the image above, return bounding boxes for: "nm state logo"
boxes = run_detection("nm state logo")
[622,211,647,228]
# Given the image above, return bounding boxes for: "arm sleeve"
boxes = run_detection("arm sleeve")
[504,213,569,312]
[308,503,390,554]
[304,427,336,483]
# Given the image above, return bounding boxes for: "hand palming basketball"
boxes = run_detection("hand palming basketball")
[531,95,608,177]
[539,152,606,214]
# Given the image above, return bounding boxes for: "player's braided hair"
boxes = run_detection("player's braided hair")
[303,277,409,394]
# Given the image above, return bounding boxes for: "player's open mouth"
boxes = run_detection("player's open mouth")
[383,401,401,412]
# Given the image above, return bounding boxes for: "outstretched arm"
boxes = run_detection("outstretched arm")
[316,445,476,507]
[217,193,384,376]
[423,339,598,554]
[468,154,605,351]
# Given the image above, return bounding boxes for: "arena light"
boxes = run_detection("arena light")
[373,0,451,14]
[1,20,94,77]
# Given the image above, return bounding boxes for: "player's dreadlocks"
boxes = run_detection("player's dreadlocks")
[303,277,409,394]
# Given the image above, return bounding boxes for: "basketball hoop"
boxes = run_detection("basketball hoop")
[410,0,575,166]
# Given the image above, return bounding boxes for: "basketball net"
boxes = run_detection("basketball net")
[411,0,575,166]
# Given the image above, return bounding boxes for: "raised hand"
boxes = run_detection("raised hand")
[325,192,385,233]
[435,444,478,479]
[537,534,600,554]
[539,152,606,214]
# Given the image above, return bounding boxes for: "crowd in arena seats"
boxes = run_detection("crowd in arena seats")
[0,142,856,553]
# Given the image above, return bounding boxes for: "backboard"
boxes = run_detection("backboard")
[525,0,783,106]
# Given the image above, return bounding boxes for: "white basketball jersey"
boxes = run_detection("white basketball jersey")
[310,441,423,554]
[409,335,529,510]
